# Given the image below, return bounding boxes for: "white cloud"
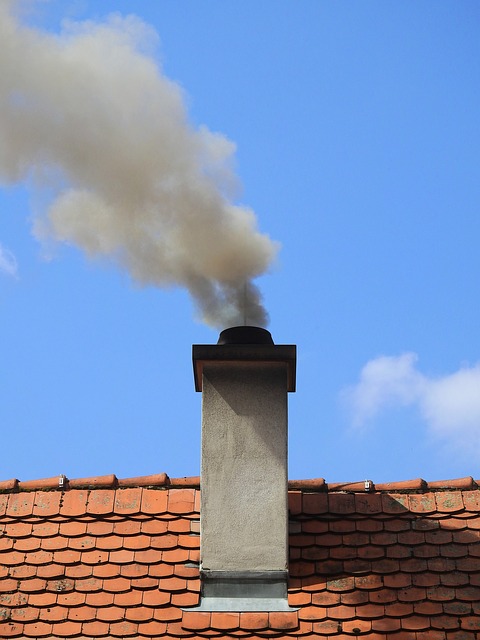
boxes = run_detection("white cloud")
[0,243,18,277]
[345,353,480,450]
[421,365,480,438]
[344,353,424,427]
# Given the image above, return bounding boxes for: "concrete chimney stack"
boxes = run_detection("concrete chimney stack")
[192,326,296,611]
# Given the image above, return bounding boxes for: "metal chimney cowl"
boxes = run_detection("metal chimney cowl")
[192,326,296,612]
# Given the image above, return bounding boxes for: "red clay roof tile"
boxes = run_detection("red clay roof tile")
[182,610,211,630]
[138,620,167,636]
[33,491,62,517]
[59,490,89,517]
[0,476,479,638]
[113,519,142,536]
[120,563,149,579]
[12,537,39,552]
[68,473,117,489]
[18,477,61,491]
[7,492,35,517]
[167,488,196,514]
[81,619,109,635]
[0,479,18,492]
[115,589,144,606]
[328,481,374,493]
[118,472,169,487]
[288,478,326,491]
[428,476,475,490]
[114,487,143,514]
[463,491,480,511]
[302,492,328,515]
[435,492,465,513]
[84,590,113,607]
[125,605,155,621]
[170,476,200,488]
[140,488,169,515]
[268,611,299,630]
[375,478,428,492]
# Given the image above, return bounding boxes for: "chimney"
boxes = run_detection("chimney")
[192,326,296,611]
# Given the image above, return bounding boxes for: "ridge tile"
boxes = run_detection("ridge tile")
[118,473,169,487]
[68,474,117,489]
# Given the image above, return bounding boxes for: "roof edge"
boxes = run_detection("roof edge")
[0,474,478,494]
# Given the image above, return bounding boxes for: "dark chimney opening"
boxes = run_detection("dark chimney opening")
[217,326,274,346]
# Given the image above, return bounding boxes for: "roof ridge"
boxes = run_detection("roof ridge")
[0,474,477,494]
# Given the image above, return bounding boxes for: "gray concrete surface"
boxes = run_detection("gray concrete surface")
[200,362,290,572]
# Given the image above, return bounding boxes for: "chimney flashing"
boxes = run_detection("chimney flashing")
[190,570,296,612]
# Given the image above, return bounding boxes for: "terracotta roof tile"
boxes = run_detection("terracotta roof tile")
[170,476,200,488]
[114,487,143,514]
[59,490,89,517]
[0,479,18,492]
[68,473,117,489]
[118,473,169,487]
[0,475,479,638]
[18,477,62,491]
[288,479,326,492]
[375,478,428,492]
[7,492,35,517]
[113,519,142,536]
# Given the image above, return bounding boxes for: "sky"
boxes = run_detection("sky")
[1,0,480,485]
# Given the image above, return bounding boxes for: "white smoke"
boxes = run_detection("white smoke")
[0,2,278,327]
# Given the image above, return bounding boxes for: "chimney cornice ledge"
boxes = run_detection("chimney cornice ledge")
[193,344,296,392]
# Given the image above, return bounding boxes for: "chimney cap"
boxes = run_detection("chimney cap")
[192,329,296,392]
[217,326,274,345]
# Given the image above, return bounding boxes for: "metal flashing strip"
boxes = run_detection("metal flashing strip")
[192,597,294,612]
[189,570,296,612]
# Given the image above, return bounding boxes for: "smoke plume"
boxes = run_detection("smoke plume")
[0,2,278,327]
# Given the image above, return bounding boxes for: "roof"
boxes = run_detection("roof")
[0,473,479,639]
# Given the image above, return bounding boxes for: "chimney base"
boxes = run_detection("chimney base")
[190,570,295,612]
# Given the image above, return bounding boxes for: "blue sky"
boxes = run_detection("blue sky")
[1,1,480,485]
